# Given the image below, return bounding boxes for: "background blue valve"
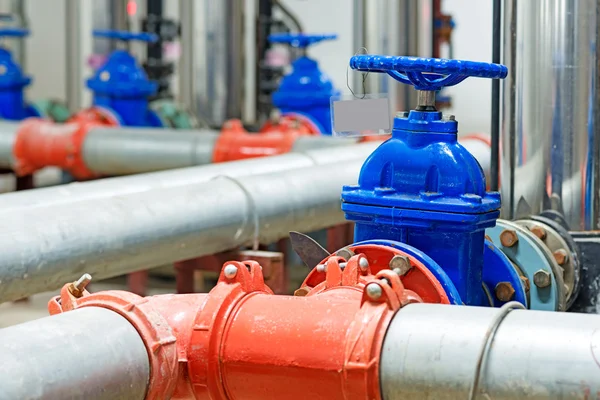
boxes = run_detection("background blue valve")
[268,33,336,49]
[0,28,29,38]
[93,29,158,43]
[350,55,507,91]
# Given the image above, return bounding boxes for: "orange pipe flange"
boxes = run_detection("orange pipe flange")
[12,107,116,180]
[49,255,422,399]
[259,114,321,136]
[301,244,451,304]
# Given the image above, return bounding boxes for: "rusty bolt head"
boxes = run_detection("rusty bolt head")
[520,276,531,292]
[529,225,547,240]
[335,248,354,261]
[293,286,311,297]
[495,282,515,302]
[533,269,552,288]
[389,255,412,276]
[68,273,92,298]
[553,249,569,266]
[500,229,519,247]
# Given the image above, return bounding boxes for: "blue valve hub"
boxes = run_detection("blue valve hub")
[342,55,508,306]
[86,30,162,127]
[0,28,41,120]
[268,33,340,134]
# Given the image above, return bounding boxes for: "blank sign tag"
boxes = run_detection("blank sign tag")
[331,94,392,137]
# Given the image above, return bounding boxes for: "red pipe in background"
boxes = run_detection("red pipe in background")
[12,108,117,180]
[213,117,319,163]
[49,251,423,399]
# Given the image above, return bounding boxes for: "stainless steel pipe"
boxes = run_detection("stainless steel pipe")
[0,157,366,302]
[0,307,149,400]
[0,142,380,212]
[501,0,600,230]
[381,303,600,399]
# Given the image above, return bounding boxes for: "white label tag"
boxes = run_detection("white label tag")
[330,94,392,137]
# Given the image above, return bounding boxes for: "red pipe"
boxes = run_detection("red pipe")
[49,252,424,399]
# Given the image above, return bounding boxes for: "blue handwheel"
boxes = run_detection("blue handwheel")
[349,55,507,91]
[268,33,337,49]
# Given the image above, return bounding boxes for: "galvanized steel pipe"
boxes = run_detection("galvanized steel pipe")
[0,157,366,302]
[0,142,380,212]
[0,307,149,400]
[381,303,600,399]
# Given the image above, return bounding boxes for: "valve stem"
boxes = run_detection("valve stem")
[416,90,437,111]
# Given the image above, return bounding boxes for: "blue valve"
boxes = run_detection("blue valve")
[341,55,514,307]
[268,33,337,49]
[267,33,340,134]
[86,30,161,127]
[350,55,507,91]
[0,27,41,121]
[93,29,158,43]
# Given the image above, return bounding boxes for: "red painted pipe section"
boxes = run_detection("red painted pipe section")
[213,117,318,163]
[12,108,117,180]
[48,251,424,399]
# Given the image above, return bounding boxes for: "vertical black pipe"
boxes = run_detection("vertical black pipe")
[490,0,501,191]
[146,0,163,62]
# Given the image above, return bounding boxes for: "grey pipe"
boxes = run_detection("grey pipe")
[381,303,600,399]
[82,127,220,175]
[178,0,197,114]
[65,0,83,112]
[0,157,366,302]
[0,122,360,176]
[0,307,149,400]
[82,127,359,175]
[0,142,379,212]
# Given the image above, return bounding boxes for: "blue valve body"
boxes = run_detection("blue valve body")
[269,33,340,134]
[342,111,500,306]
[341,54,508,306]
[0,28,40,121]
[87,30,163,127]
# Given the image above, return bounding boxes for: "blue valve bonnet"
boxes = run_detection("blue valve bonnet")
[87,30,162,127]
[268,33,340,134]
[342,55,507,306]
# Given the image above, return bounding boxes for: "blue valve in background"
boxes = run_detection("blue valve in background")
[86,29,162,127]
[0,27,42,121]
[340,55,520,308]
[267,33,340,134]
